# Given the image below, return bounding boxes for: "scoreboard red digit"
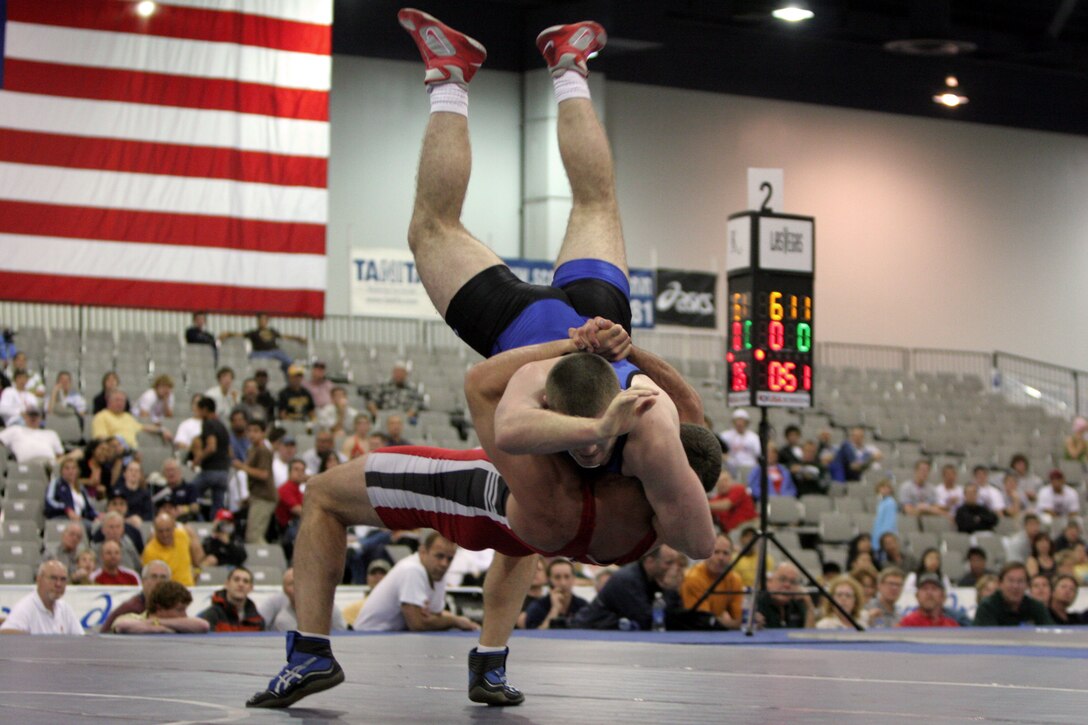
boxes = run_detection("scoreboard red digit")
[725,211,814,408]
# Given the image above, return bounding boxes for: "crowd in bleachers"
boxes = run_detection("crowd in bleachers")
[2,315,1088,636]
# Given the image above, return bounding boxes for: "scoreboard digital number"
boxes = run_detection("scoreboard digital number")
[725,211,815,408]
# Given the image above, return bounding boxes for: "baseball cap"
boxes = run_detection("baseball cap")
[287,364,305,377]
[1049,469,1065,481]
[368,560,391,574]
[214,509,234,522]
[917,573,944,588]
[732,409,750,420]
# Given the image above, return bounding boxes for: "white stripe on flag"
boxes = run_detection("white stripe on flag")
[0,91,329,157]
[160,0,334,26]
[1,234,327,290]
[6,22,332,91]
[0,162,328,224]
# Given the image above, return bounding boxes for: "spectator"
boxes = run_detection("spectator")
[1000,473,1028,518]
[973,563,1053,626]
[228,313,306,374]
[957,547,993,587]
[934,464,964,516]
[594,567,615,593]
[1055,518,1085,553]
[185,310,218,353]
[101,560,172,633]
[780,427,826,496]
[341,560,392,626]
[850,564,879,604]
[898,459,940,516]
[172,394,205,454]
[198,566,266,632]
[846,534,874,572]
[135,374,175,424]
[0,407,64,464]
[875,532,916,573]
[0,369,39,426]
[113,580,210,634]
[732,526,774,588]
[302,430,345,475]
[1056,549,1080,580]
[227,409,251,463]
[271,435,297,488]
[364,361,425,423]
[756,562,815,629]
[200,510,247,568]
[204,367,239,421]
[870,477,898,550]
[110,460,153,525]
[904,548,953,594]
[46,370,86,424]
[1063,417,1088,465]
[260,567,348,633]
[78,438,120,501]
[815,575,866,629]
[92,371,128,415]
[865,566,905,628]
[189,396,232,519]
[1049,575,1085,625]
[0,560,83,635]
[707,470,758,534]
[92,390,171,450]
[1026,533,1057,579]
[92,510,143,572]
[1029,573,1052,607]
[680,533,744,629]
[1009,453,1044,503]
[72,548,98,585]
[719,409,760,471]
[572,545,687,631]
[236,378,270,425]
[142,511,202,587]
[44,457,98,524]
[382,414,413,447]
[524,558,589,630]
[1008,513,1043,563]
[970,465,1006,512]
[279,365,316,422]
[1037,469,1080,521]
[150,458,200,522]
[252,369,278,422]
[748,443,796,499]
[90,540,141,586]
[317,386,358,438]
[0,326,15,368]
[234,420,276,544]
[829,426,882,483]
[4,351,45,400]
[975,573,999,601]
[276,459,306,559]
[955,483,998,533]
[898,573,959,627]
[355,532,478,632]
[340,414,372,460]
[302,361,334,409]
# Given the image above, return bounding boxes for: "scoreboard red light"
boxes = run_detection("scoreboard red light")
[725,211,815,408]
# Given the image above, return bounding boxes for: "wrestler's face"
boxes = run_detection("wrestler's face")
[568,438,616,469]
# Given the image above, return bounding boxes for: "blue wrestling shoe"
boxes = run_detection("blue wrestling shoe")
[246,631,345,708]
[468,647,524,706]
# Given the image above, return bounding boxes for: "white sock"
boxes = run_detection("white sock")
[553,70,590,103]
[429,83,469,116]
[298,631,329,641]
[476,644,506,653]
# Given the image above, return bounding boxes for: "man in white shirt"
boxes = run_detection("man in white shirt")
[0,408,63,463]
[354,532,479,632]
[720,409,761,471]
[204,367,239,421]
[136,375,175,424]
[316,387,359,438]
[969,465,1006,512]
[934,464,965,515]
[272,437,297,488]
[172,394,205,453]
[0,369,41,426]
[1037,470,1080,521]
[301,430,347,475]
[0,560,85,635]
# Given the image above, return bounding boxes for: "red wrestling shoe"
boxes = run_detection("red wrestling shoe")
[398,8,487,87]
[535,21,607,77]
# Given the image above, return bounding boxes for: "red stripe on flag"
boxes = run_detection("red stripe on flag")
[0,201,326,255]
[0,129,327,188]
[8,0,331,55]
[3,59,329,122]
[0,271,324,317]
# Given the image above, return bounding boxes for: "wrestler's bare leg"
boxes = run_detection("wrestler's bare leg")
[479,553,537,647]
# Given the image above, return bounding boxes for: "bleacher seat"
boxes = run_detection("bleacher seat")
[0,540,43,567]
[0,564,35,584]
[974,534,1006,567]
[249,566,283,585]
[45,414,84,446]
[905,532,939,555]
[4,478,48,502]
[799,495,832,526]
[197,566,231,586]
[244,544,287,571]
[849,512,875,535]
[767,498,804,526]
[941,532,971,555]
[2,499,44,527]
[42,519,71,543]
[1,519,39,541]
[818,512,854,544]
[7,461,48,482]
[920,516,953,534]
[834,497,864,514]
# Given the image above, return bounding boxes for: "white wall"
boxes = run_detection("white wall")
[327,57,1088,370]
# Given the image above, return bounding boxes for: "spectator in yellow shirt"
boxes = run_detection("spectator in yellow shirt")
[680,533,744,628]
[92,390,172,449]
[142,510,203,587]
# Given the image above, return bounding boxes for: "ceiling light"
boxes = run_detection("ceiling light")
[772,3,814,22]
[933,76,968,108]
[136,1,157,18]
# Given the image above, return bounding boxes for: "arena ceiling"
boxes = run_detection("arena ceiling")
[335,0,1088,137]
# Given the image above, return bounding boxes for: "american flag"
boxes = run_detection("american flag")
[0,0,330,316]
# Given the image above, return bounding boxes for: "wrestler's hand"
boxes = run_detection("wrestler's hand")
[595,388,658,439]
[568,317,631,361]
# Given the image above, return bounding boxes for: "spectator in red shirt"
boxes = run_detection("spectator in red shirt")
[276,459,306,562]
[90,540,141,586]
[708,470,757,533]
[898,573,959,627]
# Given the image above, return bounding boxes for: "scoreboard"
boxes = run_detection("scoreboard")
[725,211,815,408]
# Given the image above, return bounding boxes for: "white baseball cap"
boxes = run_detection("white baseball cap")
[732,409,750,420]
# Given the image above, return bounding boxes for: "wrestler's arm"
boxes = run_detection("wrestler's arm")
[627,347,704,425]
[464,339,579,407]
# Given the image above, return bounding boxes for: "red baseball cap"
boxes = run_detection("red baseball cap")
[214,509,235,522]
